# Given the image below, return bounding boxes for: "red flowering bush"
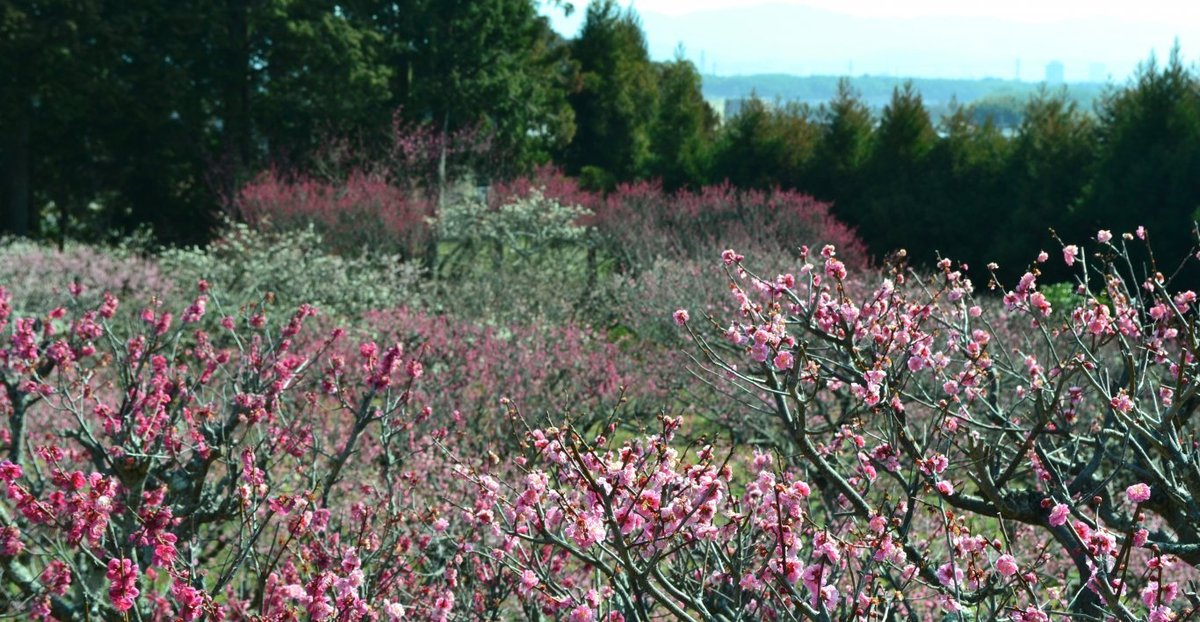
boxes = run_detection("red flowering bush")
[235,169,432,258]
[489,167,868,275]
[488,166,601,215]
[234,114,496,260]
[593,181,869,273]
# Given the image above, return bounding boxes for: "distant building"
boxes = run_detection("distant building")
[1089,62,1107,83]
[1045,61,1065,85]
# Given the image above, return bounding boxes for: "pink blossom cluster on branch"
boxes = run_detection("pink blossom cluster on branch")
[4,224,1200,621]
[475,228,1200,621]
[0,279,501,620]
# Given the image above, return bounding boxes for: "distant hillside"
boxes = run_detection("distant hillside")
[700,74,1111,123]
[639,3,1182,81]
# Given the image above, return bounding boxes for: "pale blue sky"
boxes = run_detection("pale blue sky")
[540,1,1197,82]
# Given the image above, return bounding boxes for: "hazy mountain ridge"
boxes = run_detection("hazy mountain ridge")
[637,3,1187,81]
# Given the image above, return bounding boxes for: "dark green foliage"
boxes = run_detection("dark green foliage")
[710,98,820,191]
[562,0,659,186]
[925,103,1011,267]
[1087,46,1200,275]
[810,79,873,223]
[646,54,717,190]
[857,82,938,257]
[5,0,1200,290]
[0,0,574,242]
[353,0,577,171]
[989,89,1096,279]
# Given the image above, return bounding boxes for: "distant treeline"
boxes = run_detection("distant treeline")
[699,56,1200,284]
[2,0,1199,283]
[703,74,1109,127]
[705,74,1106,109]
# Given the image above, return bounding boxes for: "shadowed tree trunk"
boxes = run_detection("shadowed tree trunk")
[3,99,31,236]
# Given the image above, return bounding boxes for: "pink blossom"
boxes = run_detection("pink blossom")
[1142,581,1178,608]
[773,350,794,370]
[1049,503,1070,527]
[1126,482,1152,504]
[1063,245,1079,266]
[40,561,71,596]
[995,554,1018,577]
[0,526,23,556]
[673,309,689,325]
[824,258,847,280]
[105,558,140,613]
[0,460,22,482]
[1097,229,1113,243]
[936,562,963,587]
[1134,528,1149,547]
[1013,608,1049,622]
[383,601,406,621]
[935,480,954,496]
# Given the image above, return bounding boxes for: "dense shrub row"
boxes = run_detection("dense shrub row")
[235,165,869,276]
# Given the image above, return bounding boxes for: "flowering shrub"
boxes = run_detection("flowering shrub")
[441,190,590,251]
[422,190,600,326]
[488,169,868,274]
[0,281,492,619]
[159,223,423,319]
[234,169,432,258]
[0,238,175,313]
[488,166,601,214]
[7,223,1200,622]
[358,307,671,434]
[682,232,1200,619]
[470,229,1200,621]
[432,189,591,276]
[592,181,869,272]
[235,114,497,260]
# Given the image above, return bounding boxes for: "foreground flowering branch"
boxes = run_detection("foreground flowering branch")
[5,225,1200,621]
[677,232,1200,619]
[473,229,1200,621]
[0,282,471,620]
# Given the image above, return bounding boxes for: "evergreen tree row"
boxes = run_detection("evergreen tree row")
[3,0,1199,283]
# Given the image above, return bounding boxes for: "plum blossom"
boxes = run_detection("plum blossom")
[1063,245,1079,266]
[995,554,1018,577]
[1126,483,1152,505]
[105,558,140,613]
[1049,503,1070,527]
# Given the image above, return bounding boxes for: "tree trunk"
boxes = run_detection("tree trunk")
[220,0,251,202]
[3,100,31,236]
